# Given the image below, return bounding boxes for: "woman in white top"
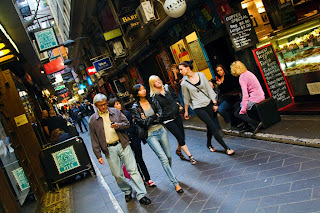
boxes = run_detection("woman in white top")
[179,60,234,155]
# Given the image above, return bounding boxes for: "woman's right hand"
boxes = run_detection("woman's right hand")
[184,112,189,120]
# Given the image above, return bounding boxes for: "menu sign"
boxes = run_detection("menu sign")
[224,9,258,51]
[253,44,294,110]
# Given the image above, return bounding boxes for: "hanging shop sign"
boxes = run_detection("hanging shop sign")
[86,66,97,75]
[34,27,59,52]
[43,57,65,74]
[55,87,68,95]
[92,57,112,72]
[120,14,138,25]
[224,9,258,51]
[55,85,66,91]
[253,44,294,110]
[103,28,122,41]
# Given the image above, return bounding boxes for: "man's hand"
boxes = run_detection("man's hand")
[98,158,104,165]
[111,123,119,128]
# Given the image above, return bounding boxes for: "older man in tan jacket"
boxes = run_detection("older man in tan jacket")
[89,93,151,205]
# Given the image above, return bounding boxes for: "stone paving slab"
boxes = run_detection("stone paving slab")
[73,127,320,213]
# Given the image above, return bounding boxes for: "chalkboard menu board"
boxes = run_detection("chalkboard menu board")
[253,44,294,110]
[224,9,258,51]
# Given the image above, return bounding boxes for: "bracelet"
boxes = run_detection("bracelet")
[213,103,218,106]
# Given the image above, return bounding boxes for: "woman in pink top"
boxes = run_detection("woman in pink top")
[230,61,265,134]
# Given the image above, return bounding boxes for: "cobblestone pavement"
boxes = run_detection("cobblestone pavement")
[75,128,320,213]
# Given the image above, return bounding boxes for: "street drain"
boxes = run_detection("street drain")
[41,186,73,213]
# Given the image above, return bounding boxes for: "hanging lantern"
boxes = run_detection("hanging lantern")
[163,0,187,18]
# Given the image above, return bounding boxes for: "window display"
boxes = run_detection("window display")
[258,19,320,96]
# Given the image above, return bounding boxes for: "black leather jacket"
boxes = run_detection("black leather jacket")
[131,98,163,129]
[153,86,179,121]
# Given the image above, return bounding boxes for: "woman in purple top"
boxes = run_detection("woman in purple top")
[230,61,265,134]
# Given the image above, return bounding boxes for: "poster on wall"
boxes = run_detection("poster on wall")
[253,44,294,110]
[188,40,209,71]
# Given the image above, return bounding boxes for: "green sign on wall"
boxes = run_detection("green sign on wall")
[12,167,30,191]
[52,146,80,174]
[34,28,59,52]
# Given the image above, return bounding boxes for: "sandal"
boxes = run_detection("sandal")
[226,149,235,155]
[189,155,197,165]
[207,146,216,152]
[176,150,186,160]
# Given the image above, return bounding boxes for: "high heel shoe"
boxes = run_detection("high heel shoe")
[175,185,184,193]
[176,150,186,160]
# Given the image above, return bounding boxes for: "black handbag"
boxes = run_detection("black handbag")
[135,122,147,140]
[178,103,185,114]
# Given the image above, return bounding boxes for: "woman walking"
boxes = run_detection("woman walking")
[149,75,197,165]
[131,84,184,193]
[230,61,264,134]
[108,98,155,186]
[179,60,235,155]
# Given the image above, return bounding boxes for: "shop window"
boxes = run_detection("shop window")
[0,121,31,205]
[170,32,213,80]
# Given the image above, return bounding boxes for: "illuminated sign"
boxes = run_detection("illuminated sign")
[87,76,93,85]
[86,66,97,75]
[44,58,65,74]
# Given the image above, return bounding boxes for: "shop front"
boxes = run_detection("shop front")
[0,70,46,212]
[246,0,320,112]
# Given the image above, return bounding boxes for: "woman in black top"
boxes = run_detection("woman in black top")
[108,98,155,187]
[149,75,197,165]
[215,64,240,129]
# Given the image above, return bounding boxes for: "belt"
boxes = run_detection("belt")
[106,140,120,147]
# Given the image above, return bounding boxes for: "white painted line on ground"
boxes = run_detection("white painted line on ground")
[90,157,124,213]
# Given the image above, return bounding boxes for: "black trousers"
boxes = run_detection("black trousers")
[130,143,151,182]
[164,116,186,147]
[194,102,229,150]
[234,105,260,128]
[77,118,88,132]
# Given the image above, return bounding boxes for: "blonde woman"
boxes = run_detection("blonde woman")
[230,61,265,134]
[179,60,234,155]
[149,75,197,165]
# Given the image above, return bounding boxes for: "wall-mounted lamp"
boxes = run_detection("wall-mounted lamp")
[63,37,88,47]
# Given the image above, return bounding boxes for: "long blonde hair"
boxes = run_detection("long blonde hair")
[230,61,247,77]
[149,75,163,97]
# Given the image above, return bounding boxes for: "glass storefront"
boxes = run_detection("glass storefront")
[0,120,31,206]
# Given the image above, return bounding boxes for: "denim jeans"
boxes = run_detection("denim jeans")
[218,100,231,123]
[105,144,147,200]
[147,126,179,186]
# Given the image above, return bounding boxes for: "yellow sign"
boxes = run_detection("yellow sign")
[103,28,122,41]
[14,114,28,127]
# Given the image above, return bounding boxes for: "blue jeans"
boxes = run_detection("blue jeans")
[218,100,231,123]
[146,126,179,186]
[105,144,146,200]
